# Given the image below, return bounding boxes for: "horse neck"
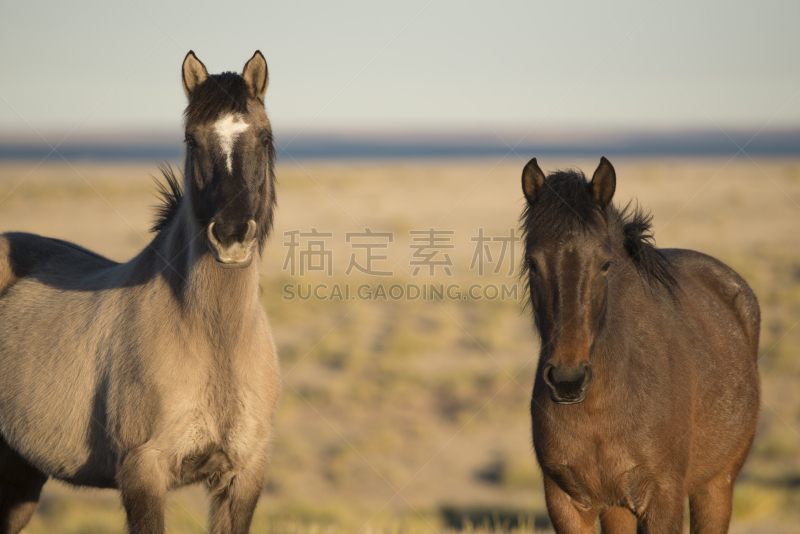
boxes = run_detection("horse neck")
[591,252,655,374]
[150,201,262,335]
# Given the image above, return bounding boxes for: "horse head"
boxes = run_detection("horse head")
[181,50,276,269]
[521,157,617,404]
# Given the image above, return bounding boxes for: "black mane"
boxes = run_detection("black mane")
[520,169,679,299]
[613,202,679,300]
[520,170,600,240]
[151,163,183,233]
[184,72,250,126]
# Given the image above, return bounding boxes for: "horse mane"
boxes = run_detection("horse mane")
[520,170,596,236]
[151,163,183,233]
[520,169,679,299]
[184,72,250,125]
[613,202,679,300]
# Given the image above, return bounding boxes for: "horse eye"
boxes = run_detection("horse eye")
[261,136,270,147]
[526,257,538,274]
[186,137,196,149]
[601,261,612,274]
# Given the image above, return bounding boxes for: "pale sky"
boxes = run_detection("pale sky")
[1,0,798,140]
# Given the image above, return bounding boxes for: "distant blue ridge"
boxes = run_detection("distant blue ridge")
[0,145,183,161]
[1,130,798,161]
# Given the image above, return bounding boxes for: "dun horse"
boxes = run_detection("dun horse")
[0,51,280,534]
[521,158,760,533]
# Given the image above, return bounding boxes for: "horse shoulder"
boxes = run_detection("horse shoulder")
[663,248,760,355]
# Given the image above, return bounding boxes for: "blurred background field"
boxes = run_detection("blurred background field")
[2,0,799,531]
[0,156,798,533]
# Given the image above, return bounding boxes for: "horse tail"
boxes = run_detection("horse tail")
[732,281,760,362]
[0,234,20,299]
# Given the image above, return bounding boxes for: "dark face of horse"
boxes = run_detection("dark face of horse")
[521,157,617,404]
[181,51,275,268]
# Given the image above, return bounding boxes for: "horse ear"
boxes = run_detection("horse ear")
[243,50,269,101]
[590,156,616,209]
[522,157,546,204]
[182,51,208,98]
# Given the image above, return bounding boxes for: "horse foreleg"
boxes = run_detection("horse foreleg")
[688,470,741,534]
[543,475,598,534]
[117,446,167,534]
[600,506,639,534]
[637,485,684,534]
[209,467,266,534]
[0,439,48,534]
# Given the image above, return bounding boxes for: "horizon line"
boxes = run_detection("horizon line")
[0,127,798,161]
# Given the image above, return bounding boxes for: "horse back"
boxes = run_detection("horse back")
[0,232,117,295]
[664,248,760,358]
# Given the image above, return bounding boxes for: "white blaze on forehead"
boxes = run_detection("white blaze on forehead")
[213,113,250,173]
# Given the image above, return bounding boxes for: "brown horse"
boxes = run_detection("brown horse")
[520,157,760,533]
[0,51,280,533]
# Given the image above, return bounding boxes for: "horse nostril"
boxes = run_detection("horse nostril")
[542,361,593,403]
[243,219,256,243]
[581,362,594,390]
[543,363,556,389]
[232,219,257,244]
[210,219,256,245]
[232,221,252,242]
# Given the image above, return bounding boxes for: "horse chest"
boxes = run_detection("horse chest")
[164,385,263,488]
[537,416,644,509]
[120,321,277,487]
[160,362,264,466]
[546,460,654,515]
[180,376,250,438]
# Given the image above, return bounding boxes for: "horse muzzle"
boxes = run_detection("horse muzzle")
[543,361,594,405]
[206,219,257,269]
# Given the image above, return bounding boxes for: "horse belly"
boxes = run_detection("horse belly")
[685,362,759,490]
[0,360,118,486]
[682,295,760,489]
[0,283,118,486]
